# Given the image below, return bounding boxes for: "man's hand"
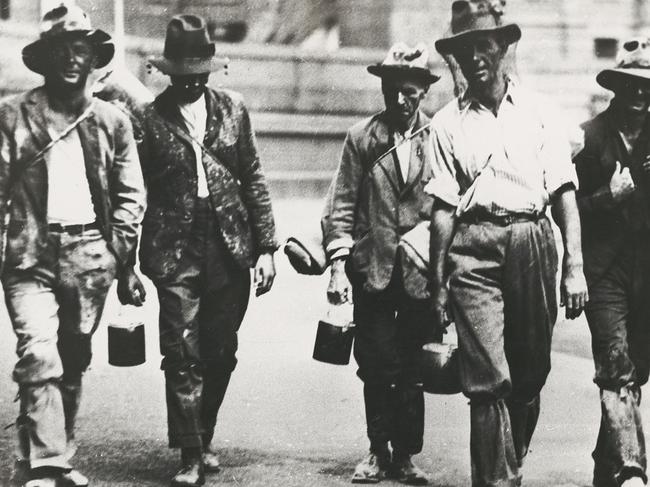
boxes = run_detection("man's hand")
[327,258,352,304]
[642,155,650,174]
[609,161,635,203]
[117,267,146,306]
[560,263,588,320]
[254,252,276,296]
[432,285,452,331]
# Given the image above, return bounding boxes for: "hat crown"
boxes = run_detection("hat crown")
[380,42,430,70]
[450,0,507,36]
[39,4,93,39]
[163,14,216,61]
[616,37,650,69]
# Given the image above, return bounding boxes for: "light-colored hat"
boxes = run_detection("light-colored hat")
[597,38,650,91]
[435,0,520,55]
[149,14,228,76]
[22,4,114,75]
[367,42,440,85]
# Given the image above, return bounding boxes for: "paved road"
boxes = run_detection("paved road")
[0,199,644,486]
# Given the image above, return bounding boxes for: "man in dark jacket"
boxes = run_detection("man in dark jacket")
[573,38,650,487]
[322,42,440,484]
[0,5,145,486]
[119,14,278,487]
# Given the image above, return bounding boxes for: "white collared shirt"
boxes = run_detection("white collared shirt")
[424,80,578,216]
[394,126,413,182]
[46,127,96,225]
[178,94,210,198]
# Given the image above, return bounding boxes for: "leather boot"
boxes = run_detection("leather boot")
[390,452,429,485]
[351,445,391,484]
[171,447,205,487]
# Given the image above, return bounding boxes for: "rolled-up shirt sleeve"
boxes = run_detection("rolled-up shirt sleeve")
[539,104,579,197]
[424,117,461,207]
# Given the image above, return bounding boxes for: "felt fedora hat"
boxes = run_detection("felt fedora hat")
[22,4,114,75]
[435,0,521,55]
[597,38,650,91]
[367,42,440,85]
[149,14,229,76]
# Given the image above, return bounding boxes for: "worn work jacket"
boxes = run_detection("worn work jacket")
[0,87,145,271]
[573,106,650,285]
[322,111,434,299]
[137,87,278,282]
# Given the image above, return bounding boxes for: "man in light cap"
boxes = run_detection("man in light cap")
[322,42,440,484]
[0,4,145,487]
[428,1,588,485]
[574,38,650,487]
[119,14,278,487]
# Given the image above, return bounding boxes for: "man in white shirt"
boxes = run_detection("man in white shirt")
[322,43,440,484]
[428,2,588,486]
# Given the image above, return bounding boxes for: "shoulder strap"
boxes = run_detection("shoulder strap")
[154,113,237,181]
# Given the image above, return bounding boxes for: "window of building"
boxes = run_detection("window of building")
[594,37,618,58]
[0,0,9,20]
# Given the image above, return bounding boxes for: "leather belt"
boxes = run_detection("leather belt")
[458,210,543,227]
[48,221,100,235]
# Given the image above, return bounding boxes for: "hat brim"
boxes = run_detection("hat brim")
[435,23,521,55]
[22,29,114,75]
[149,56,229,75]
[367,65,440,85]
[596,68,650,91]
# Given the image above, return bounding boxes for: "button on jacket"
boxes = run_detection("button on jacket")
[0,87,145,271]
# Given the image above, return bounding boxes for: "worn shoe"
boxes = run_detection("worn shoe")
[171,457,205,487]
[621,477,646,487]
[390,456,429,485]
[202,448,221,473]
[12,459,30,485]
[351,451,391,484]
[61,469,89,487]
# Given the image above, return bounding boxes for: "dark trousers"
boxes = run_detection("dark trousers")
[154,199,251,449]
[447,217,558,487]
[585,234,650,486]
[352,269,436,456]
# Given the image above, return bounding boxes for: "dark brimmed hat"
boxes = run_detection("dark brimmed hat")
[597,38,650,91]
[149,15,228,76]
[367,43,440,85]
[22,4,114,75]
[435,0,521,55]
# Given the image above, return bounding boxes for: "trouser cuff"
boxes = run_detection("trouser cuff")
[168,434,203,449]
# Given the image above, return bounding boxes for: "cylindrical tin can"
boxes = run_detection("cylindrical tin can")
[108,319,145,367]
[421,342,461,395]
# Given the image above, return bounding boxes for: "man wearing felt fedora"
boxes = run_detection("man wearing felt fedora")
[118,14,278,487]
[574,38,650,487]
[428,1,588,486]
[322,42,440,484]
[0,4,145,487]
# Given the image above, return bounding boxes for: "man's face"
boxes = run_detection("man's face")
[382,78,428,129]
[452,33,507,91]
[614,78,650,114]
[170,73,210,104]
[46,36,96,90]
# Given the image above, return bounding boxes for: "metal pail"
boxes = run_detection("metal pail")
[108,321,145,367]
[313,320,355,365]
[421,342,461,395]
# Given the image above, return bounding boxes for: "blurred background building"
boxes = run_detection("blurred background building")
[0,0,648,196]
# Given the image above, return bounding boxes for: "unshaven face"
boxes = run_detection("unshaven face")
[382,78,428,130]
[170,73,210,104]
[452,33,507,92]
[45,36,97,91]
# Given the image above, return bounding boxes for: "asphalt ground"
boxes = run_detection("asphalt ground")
[0,198,644,486]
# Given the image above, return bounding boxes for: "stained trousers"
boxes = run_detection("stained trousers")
[352,269,437,456]
[3,229,117,469]
[447,217,558,487]
[585,233,650,486]
[153,199,251,449]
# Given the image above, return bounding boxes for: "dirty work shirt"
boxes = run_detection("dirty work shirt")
[424,80,578,216]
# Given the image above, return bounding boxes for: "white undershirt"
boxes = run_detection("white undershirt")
[394,127,413,182]
[178,94,210,198]
[46,127,96,225]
